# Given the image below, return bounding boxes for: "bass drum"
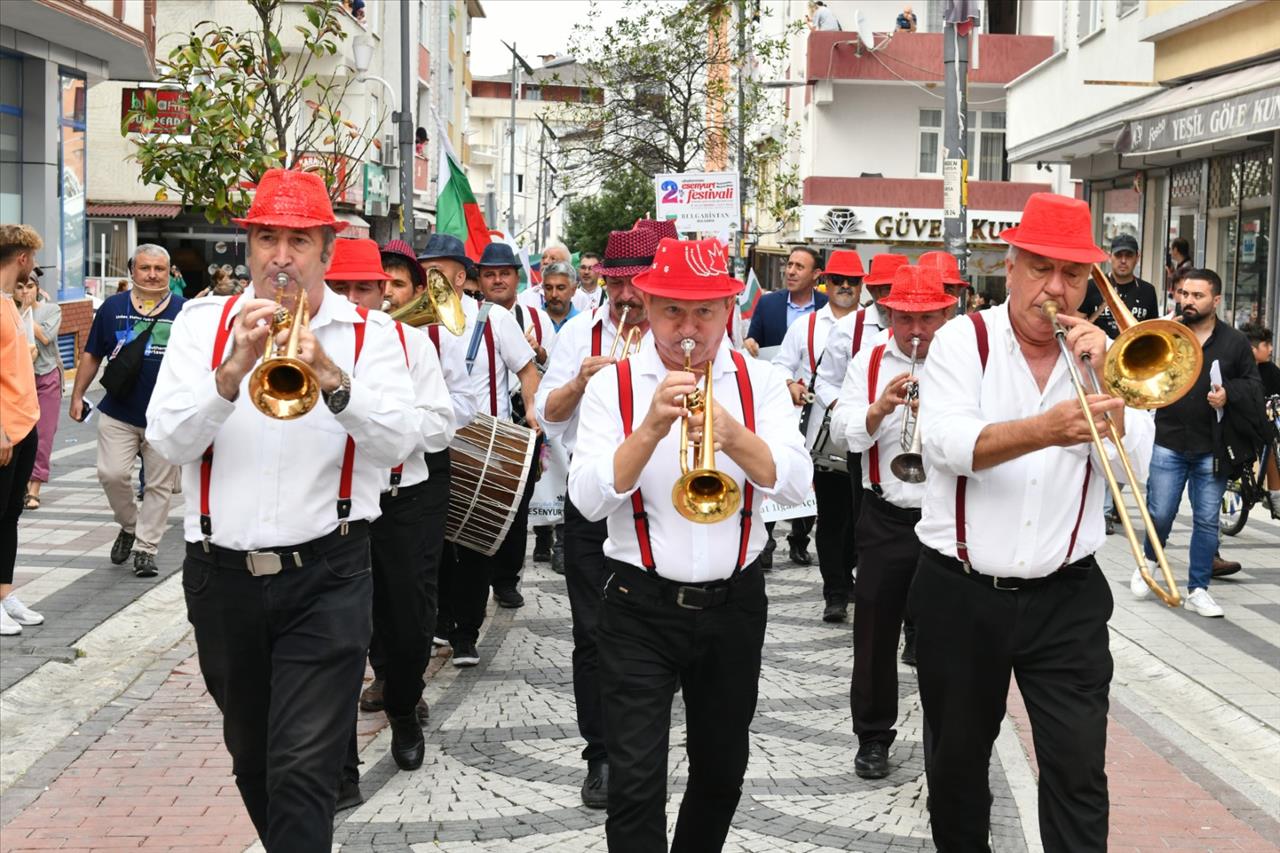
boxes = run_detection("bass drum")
[446,414,537,556]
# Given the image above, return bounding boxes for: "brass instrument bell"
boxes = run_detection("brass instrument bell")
[248,273,321,420]
[672,338,741,524]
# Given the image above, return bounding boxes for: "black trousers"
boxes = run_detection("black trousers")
[763,516,811,550]
[184,528,372,853]
[908,547,1113,853]
[599,559,767,853]
[814,468,856,602]
[850,491,921,746]
[450,435,541,645]
[563,495,608,763]
[1,427,37,585]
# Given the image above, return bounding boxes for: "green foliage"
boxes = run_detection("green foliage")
[124,0,383,223]
[561,168,656,256]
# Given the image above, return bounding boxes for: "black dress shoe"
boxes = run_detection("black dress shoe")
[335,777,363,811]
[493,586,525,608]
[360,678,385,712]
[854,741,890,779]
[822,598,847,623]
[110,529,136,565]
[388,712,425,770]
[551,548,565,575]
[581,759,609,809]
[532,527,552,562]
[1105,516,1115,536]
[415,698,430,726]
[900,637,917,667]
[789,543,812,566]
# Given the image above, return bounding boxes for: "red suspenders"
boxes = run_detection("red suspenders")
[336,309,368,530]
[427,323,441,353]
[865,343,888,488]
[528,307,543,344]
[483,322,497,416]
[806,312,818,375]
[590,317,603,357]
[616,351,758,575]
[851,309,866,356]
[389,320,410,493]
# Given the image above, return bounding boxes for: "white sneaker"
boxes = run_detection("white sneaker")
[1184,588,1224,618]
[1,594,43,626]
[0,607,21,636]
[1129,566,1152,600]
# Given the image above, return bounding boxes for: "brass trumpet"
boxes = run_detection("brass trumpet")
[248,273,320,420]
[608,306,642,360]
[389,268,466,335]
[672,339,741,524]
[890,336,925,484]
[1042,265,1202,607]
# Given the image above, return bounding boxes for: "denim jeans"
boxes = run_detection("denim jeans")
[1143,445,1225,592]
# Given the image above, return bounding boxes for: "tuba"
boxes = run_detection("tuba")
[389,268,466,335]
[248,273,320,420]
[672,338,741,523]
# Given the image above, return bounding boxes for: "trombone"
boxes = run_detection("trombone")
[248,273,320,420]
[608,306,642,360]
[388,268,466,335]
[890,336,925,484]
[1041,265,1203,607]
[672,338,741,524]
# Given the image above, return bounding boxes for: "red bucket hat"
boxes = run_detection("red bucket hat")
[1000,192,1105,264]
[632,237,744,300]
[234,168,347,232]
[878,265,956,313]
[326,238,391,281]
[917,250,966,286]
[824,249,866,278]
[863,253,910,285]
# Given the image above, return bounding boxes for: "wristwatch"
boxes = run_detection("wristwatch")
[323,370,352,414]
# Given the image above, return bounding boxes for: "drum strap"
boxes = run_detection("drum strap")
[866,343,887,489]
[465,303,493,374]
[389,320,410,494]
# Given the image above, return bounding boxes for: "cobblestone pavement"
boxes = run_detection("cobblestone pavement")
[2,403,1279,851]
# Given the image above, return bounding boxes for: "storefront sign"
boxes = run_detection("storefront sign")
[295,152,364,207]
[801,205,1021,244]
[655,171,740,233]
[363,163,389,217]
[121,89,191,134]
[1116,84,1280,155]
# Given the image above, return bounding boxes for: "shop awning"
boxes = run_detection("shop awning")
[335,212,371,240]
[1007,90,1161,165]
[1114,60,1280,155]
[86,202,182,219]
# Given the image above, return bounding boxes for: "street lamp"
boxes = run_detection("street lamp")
[351,28,415,240]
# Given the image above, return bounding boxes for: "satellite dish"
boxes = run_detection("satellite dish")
[855,11,874,53]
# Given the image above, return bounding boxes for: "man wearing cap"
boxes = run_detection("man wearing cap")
[324,238,454,788]
[777,249,864,621]
[911,192,1155,851]
[839,264,954,779]
[418,233,539,661]
[569,236,812,852]
[533,221,669,809]
[145,169,418,851]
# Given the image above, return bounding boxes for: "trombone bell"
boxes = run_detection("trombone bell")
[672,339,741,524]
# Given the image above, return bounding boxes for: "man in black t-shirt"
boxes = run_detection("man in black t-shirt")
[1077,234,1159,339]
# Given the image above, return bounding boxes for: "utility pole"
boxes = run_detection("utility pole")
[503,42,534,239]
[534,127,546,254]
[398,0,414,241]
[734,0,748,280]
[942,8,971,294]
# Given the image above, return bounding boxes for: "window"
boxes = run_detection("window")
[1117,0,1140,18]
[525,85,541,101]
[917,109,1006,181]
[59,72,87,300]
[1078,0,1102,39]
[89,219,130,279]
[0,53,21,223]
[918,109,941,175]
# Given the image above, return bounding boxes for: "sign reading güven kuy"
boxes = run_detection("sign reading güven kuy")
[1116,84,1280,155]
[654,172,740,233]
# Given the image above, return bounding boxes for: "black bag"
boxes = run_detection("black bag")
[100,311,163,400]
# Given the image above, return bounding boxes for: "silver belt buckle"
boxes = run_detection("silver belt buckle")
[246,550,286,576]
[675,587,705,610]
[991,575,1020,591]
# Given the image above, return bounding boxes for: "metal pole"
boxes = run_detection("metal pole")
[734,0,747,279]
[535,127,546,253]
[398,0,414,241]
[508,43,518,237]
[942,18,969,294]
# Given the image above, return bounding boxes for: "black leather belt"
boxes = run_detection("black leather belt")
[863,489,922,525]
[188,521,369,577]
[605,557,759,610]
[382,479,429,502]
[922,546,1094,591]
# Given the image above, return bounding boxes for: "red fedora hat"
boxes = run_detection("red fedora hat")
[635,219,679,241]
[863,253,910,285]
[597,224,664,278]
[824,249,866,278]
[917,250,966,285]
[632,237,744,300]
[878,265,955,313]
[326,238,391,281]
[234,168,347,232]
[1000,192,1105,263]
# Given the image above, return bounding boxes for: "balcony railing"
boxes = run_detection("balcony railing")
[807,31,1054,86]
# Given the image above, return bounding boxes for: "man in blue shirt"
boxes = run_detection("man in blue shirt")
[541,261,579,332]
[70,244,184,577]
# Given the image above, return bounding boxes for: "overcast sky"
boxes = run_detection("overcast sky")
[469,0,628,77]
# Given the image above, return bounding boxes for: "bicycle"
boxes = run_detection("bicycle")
[1220,394,1280,536]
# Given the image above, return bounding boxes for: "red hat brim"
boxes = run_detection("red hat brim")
[1000,226,1106,264]
[863,275,896,286]
[631,269,744,300]
[327,271,391,281]
[233,213,348,233]
[879,294,957,312]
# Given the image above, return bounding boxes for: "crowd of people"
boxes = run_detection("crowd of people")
[2,175,1278,852]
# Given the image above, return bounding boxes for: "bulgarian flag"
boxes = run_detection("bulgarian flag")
[738,267,763,319]
[436,150,492,262]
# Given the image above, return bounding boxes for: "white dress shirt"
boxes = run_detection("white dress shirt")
[145,292,418,551]
[567,336,813,582]
[516,286,544,311]
[509,302,558,371]
[573,285,605,314]
[461,296,535,420]
[389,321,456,491]
[813,307,885,409]
[776,304,839,449]
[915,303,1155,578]
[423,319,481,430]
[840,335,926,509]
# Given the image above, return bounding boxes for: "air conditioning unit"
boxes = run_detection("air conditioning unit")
[367,198,390,218]
[382,133,398,167]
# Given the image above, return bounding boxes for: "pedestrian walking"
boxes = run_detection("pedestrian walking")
[0,224,46,636]
[69,243,184,577]
[15,272,62,510]
[145,168,417,852]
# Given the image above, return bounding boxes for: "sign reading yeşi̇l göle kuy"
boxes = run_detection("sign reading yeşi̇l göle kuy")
[1116,84,1280,155]
[122,89,192,134]
[654,172,740,233]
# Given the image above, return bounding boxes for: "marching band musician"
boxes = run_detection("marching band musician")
[568,236,812,853]
[145,170,417,852]
[776,249,864,623]
[837,264,955,780]
[912,193,1154,851]
[418,233,538,665]
[534,220,672,809]
[324,238,454,790]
